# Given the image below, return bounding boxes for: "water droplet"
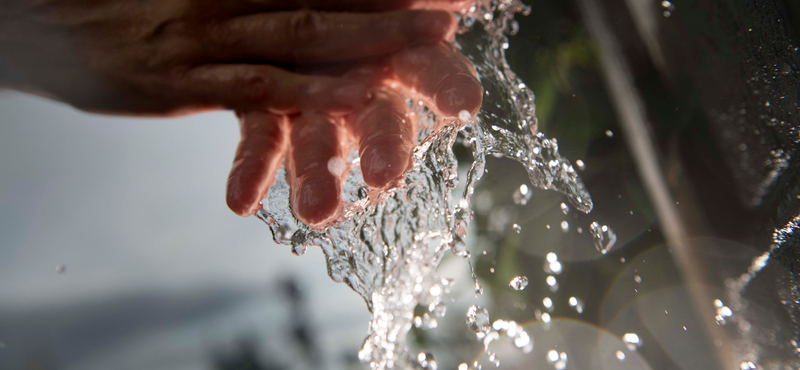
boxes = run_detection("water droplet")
[546,252,558,262]
[475,281,484,296]
[290,230,307,256]
[547,350,559,362]
[634,275,642,283]
[575,159,586,171]
[489,267,495,273]
[623,333,641,351]
[433,303,447,317]
[605,130,614,137]
[512,184,532,205]
[560,203,570,214]
[560,221,569,232]
[56,265,66,274]
[576,227,583,233]
[568,296,584,313]
[421,313,438,330]
[466,305,491,334]
[590,222,617,254]
[541,312,551,323]
[291,243,307,256]
[509,276,529,290]
[546,275,557,286]
[543,297,553,308]
[417,352,438,369]
[512,223,521,233]
[739,361,757,370]
[546,260,563,274]
[715,315,726,325]
[458,363,468,370]
[616,350,626,361]
[514,331,531,349]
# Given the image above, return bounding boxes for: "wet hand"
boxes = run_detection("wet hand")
[226,42,483,225]
[0,0,463,114]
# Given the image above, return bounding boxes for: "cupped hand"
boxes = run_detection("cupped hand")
[0,0,463,114]
[226,42,483,225]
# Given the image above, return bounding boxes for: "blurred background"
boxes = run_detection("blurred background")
[2,0,800,369]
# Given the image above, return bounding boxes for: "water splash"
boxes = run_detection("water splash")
[722,210,800,365]
[254,1,593,368]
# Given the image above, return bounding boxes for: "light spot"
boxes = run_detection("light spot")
[459,110,471,123]
[327,157,346,177]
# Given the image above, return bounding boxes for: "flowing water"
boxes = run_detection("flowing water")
[255,1,594,368]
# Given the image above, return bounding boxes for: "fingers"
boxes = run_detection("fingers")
[228,0,470,13]
[390,43,483,118]
[183,64,371,114]
[288,113,346,226]
[206,10,455,64]
[346,87,415,188]
[227,112,288,216]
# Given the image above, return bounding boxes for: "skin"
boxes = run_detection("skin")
[0,0,483,226]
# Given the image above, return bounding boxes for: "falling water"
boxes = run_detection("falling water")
[254,1,593,368]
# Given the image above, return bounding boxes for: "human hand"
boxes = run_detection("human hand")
[0,0,463,114]
[226,42,483,225]
[0,0,480,226]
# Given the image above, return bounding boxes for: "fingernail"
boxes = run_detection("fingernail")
[413,10,456,39]
[435,73,483,117]
[333,83,370,106]
[292,171,341,225]
[360,137,411,188]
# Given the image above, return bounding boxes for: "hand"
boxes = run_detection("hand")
[0,0,480,226]
[226,42,483,225]
[0,0,463,115]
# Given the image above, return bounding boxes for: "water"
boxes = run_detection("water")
[254,1,593,368]
[466,305,491,335]
[589,221,617,254]
[508,276,529,291]
[623,333,642,351]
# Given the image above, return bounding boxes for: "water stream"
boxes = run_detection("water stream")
[255,1,594,368]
